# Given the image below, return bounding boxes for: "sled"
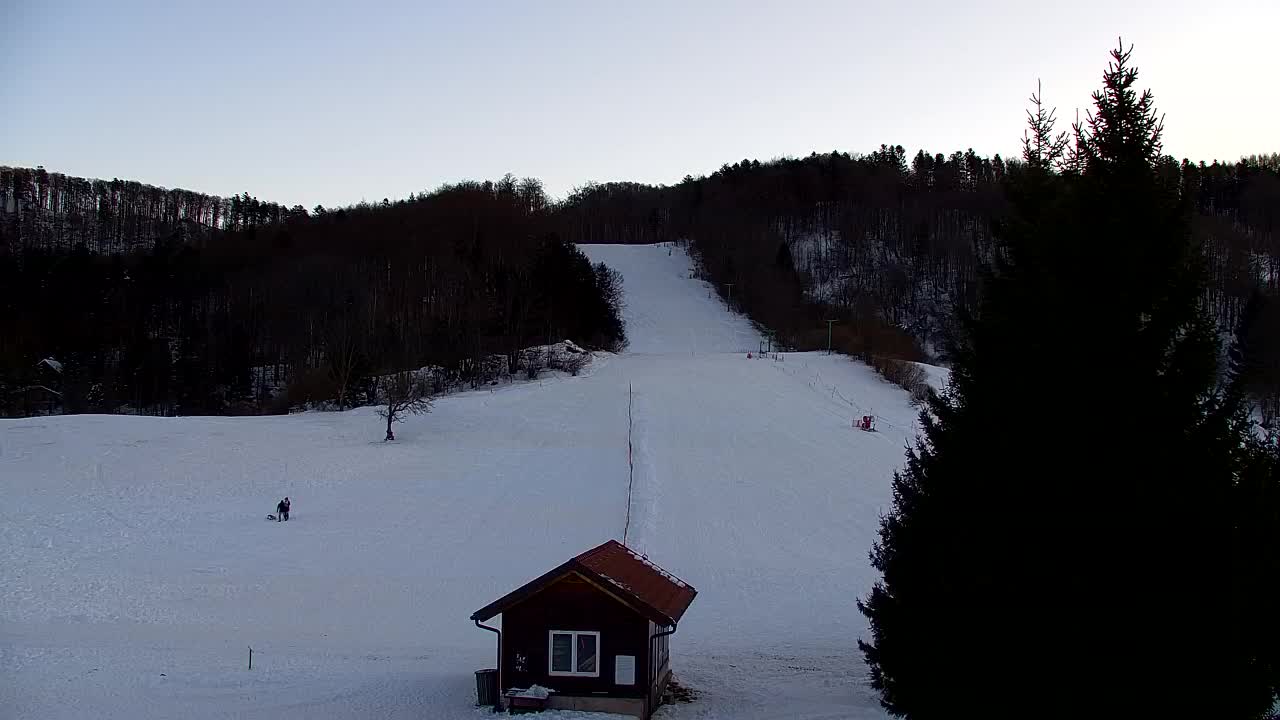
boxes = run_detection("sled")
[856,415,876,432]
[266,514,276,521]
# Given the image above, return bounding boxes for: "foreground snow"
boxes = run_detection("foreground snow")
[1,244,919,719]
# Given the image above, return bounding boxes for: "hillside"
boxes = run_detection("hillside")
[0,176,624,418]
[554,155,1280,424]
[1,244,930,719]
[7,155,1276,422]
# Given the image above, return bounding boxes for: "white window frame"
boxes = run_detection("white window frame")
[547,630,601,677]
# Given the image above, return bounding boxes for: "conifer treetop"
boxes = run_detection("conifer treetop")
[1074,39,1167,171]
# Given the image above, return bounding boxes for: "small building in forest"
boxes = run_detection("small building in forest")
[471,539,697,719]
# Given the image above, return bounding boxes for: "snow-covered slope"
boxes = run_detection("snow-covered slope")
[588,243,760,355]
[1,244,922,719]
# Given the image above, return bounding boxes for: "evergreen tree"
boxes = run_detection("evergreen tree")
[1221,298,1280,717]
[858,42,1277,719]
[1229,433,1280,717]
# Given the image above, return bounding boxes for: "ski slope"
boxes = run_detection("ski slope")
[1,243,928,719]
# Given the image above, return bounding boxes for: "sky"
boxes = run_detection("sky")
[2,0,1276,209]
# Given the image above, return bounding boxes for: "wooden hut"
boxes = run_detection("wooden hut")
[471,539,696,718]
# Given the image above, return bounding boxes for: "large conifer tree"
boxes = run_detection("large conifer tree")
[859,43,1279,719]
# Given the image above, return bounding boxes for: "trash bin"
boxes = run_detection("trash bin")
[475,668,498,707]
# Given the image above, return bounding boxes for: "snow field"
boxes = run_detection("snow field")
[1,243,930,719]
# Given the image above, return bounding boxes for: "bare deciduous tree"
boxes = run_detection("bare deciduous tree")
[377,370,433,441]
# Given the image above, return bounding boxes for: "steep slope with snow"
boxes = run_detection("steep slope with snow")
[1,244,924,719]
[586,243,761,355]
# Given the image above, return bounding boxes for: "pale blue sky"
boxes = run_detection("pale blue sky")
[2,0,1275,208]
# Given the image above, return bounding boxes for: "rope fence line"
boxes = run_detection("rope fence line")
[623,382,635,545]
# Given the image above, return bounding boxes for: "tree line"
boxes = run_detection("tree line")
[549,143,1280,425]
[2,116,1275,422]
[1,175,624,416]
[0,166,306,255]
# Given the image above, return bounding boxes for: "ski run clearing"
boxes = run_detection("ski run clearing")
[1,244,940,720]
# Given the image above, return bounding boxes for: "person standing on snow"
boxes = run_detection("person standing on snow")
[281,497,290,521]
[276,498,290,522]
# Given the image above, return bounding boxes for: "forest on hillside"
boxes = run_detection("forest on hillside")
[0,171,623,416]
[551,149,1280,423]
[2,148,1277,420]
[556,149,1279,346]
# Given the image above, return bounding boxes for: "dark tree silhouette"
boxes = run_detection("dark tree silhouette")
[0,176,626,418]
[378,369,433,441]
[858,43,1278,719]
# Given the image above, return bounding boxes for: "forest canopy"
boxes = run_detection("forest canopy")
[2,147,1276,419]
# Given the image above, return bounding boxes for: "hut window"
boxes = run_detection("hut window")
[548,630,600,677]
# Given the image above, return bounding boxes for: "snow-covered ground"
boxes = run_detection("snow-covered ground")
[910,361,952,394]
[1,244,923,719]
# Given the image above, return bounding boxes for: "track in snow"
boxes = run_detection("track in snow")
[1,243,920,719]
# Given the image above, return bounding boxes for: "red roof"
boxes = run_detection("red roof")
[471,540,697,626]
[575,540,696,624]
